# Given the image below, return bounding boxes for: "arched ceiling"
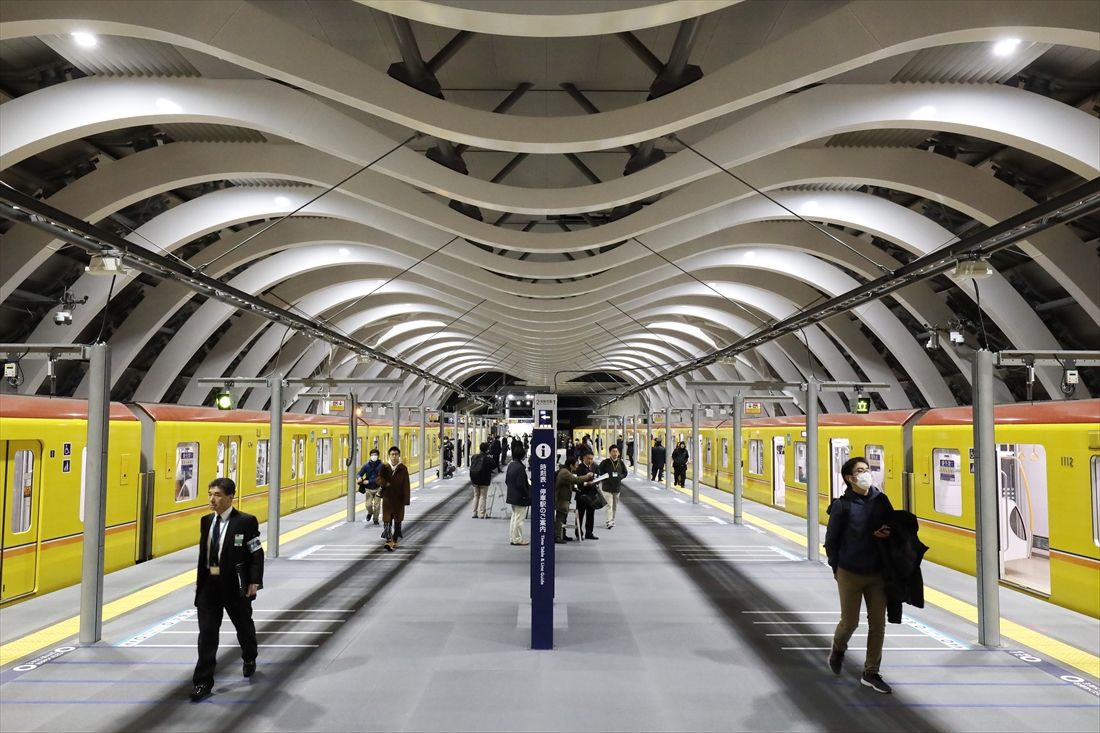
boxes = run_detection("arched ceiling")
[1,0,1097,414]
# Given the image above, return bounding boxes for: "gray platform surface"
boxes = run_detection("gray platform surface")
[1,468,1098,733]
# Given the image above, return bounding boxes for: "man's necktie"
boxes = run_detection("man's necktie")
[210,515,222,566]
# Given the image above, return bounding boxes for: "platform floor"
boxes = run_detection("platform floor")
[1,467,1098,732]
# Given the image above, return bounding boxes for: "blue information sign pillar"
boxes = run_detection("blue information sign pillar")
[530,394,557,649]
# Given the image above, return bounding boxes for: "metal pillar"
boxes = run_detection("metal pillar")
[690,404,700,504]
[438,411,446,479]
[973,349,1001,646]
[664,406,672,489]
[78,343,110,644]
[464,412,471,467]
[805,379,820,562]
[732,395,745,525]
[391,400,400,454]
[347,394,357,522]
[419,407,427,489]
[645,412,651,480]
[268,374,283,559]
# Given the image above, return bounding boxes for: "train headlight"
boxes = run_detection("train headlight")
[215,389,234,410]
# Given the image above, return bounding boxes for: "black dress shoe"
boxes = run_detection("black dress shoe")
[243,660,256,678]
[585,534,599,540]
[189,683,213,702]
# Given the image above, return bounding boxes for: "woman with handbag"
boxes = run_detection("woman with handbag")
[574,453,605,540]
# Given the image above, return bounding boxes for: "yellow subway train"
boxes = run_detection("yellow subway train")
[579,399,1100,618]
[0,395,444,605]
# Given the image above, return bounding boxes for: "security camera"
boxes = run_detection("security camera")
[924,332,937,350]
[54,310,73,326]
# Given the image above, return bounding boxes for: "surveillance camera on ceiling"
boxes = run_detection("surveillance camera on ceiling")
[54,310,73,326]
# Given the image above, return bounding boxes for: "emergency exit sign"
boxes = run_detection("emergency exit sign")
[744,401,763,415]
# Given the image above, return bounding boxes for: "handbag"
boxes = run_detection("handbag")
[583,487,607,510]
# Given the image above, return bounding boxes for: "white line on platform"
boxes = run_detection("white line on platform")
[673,498,686,503]
[323,522,343,531]
[253,609,354,612]
[743,611,840,614]
[767,633,926,637]
[129,644,320,648]
[708,516,727,525]
[178,618,346,623]
[411,496,419,501]
[782,647,957,651]
[160,630,333,635]
[289,544,323,560]
[754,621,839,624]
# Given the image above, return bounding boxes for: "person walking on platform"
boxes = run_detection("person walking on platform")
[491,435,503,474]
[598,444,628,529]
[358,448,383,525]
[555,456,590,543]
[574,452,603,540]
[626,438,635,466]
[522,433,530,451]
[511,435,524,464]
[379,446,411,551]
[190,478,263,702]
[671,441,689,488]
[506,445,531,545]
[825,456,895,694]
[469,442,496,518]
[650,438,666,482]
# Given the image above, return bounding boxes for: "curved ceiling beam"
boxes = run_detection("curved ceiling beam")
[2,0,1095,152]
[359,0,739,37]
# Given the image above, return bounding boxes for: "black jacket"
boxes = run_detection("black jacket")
[505,459,531,506]
[470,450,496,485]
[879,510,928,623]
[597,457,628,493]
[824,487,893,576]
[651,445,667,466]
[671,447,689,467]
[195,508,264,604]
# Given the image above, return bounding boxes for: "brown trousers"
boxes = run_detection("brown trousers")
[832,568,887,674]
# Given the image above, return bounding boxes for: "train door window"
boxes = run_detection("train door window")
[932,448,963,517]
[228,438,239,485]
[341,436,348,468]
[256,440,270,487]
[705,439,712,465]
[175,442,199,502]
[1092,456,1100,547]
[721,438,729,469]
[412,432,419,457]
[216,440,226,478]
[830,439,851,498]
[356,438,363,465]
[794,442,807,483]
[289,437,298,480]
[997,443,1050,594]
[10,450,34,533]
[865,445,885,490]
[697,434,704,466]
[316,437,333,475]
[772,437,786,507]
[748,439,764,475]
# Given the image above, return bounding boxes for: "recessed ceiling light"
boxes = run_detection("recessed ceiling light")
[71,32,98,48]
[274,195,292,207]
[992,38,1021,57]
[337,247,350,256]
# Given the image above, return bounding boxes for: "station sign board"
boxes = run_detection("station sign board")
[530,394,557,650]
[744,401,763,415]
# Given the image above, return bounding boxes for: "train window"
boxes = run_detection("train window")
[228,439,239,485]
[316,438,333,475]
[216,441,225,479]
[256,440,269,487]
[1092,456,1100,547]
[289,438,298,480]
[705,439,712,465]
[865,445,885,489]
[721,438,729,469]
[412,433,419,457]
[795,442,807,483]
[175,442,199,502]
[356,437,362,464]
[748,439,764,475]
[932,448,963,517]
[10,450,34,533]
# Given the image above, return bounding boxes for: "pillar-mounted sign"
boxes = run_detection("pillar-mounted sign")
[855,396,871,414]
[530,393,557,650]
[744,400,763,415]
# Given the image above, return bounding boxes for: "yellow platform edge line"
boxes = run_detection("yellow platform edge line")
[671,484,1100,679]
[0,475,438,666]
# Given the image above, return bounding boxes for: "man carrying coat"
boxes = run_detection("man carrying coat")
[190,477,264,702]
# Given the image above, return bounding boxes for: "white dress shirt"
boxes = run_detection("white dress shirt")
[208,507,233,573]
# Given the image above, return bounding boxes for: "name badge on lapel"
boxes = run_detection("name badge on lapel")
[234,533,244,547]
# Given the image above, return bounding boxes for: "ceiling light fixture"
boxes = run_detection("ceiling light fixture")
[992,38,1021,57]
[71,32,98,48]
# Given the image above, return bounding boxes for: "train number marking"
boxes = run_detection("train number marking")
[1059,456,1074,468]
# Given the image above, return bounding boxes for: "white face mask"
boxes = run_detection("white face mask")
[855,472,873,490]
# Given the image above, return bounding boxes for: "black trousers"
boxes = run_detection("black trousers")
[651,463,664,482]
[193,579,257,686]
[576,502,595,537]
[673,464,686,486]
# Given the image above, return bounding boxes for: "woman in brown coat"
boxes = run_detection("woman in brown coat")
[379,446,411,550]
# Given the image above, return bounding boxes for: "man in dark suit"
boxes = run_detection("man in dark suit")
[190,477,264,702]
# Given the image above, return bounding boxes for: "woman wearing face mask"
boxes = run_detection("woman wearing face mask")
[824,456,894,694]
[378,447,411,551]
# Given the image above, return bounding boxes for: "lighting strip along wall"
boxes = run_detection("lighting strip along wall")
[606,176,1100,404]
[0,187,486,405]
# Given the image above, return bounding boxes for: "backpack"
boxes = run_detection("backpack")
[470,453,488,483]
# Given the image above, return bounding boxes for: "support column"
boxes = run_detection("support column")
[347,394,357,523]
[664,406,672,489]
[690,404,700,504]
[805,379,820,562]
[973,349,1001,646]
[419,407,427,489]
[268,374,283,559]
[391,400,400,455]
[79,342,110,644]
[438,411,446,480]
[632,416,639,476]
[645,412,652,481]
[464,412,471,468]
[733,396,744,525]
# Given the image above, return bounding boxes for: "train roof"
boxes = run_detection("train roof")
[0,394,138,421]
[918,399,1100,426]
[134,403,348,425]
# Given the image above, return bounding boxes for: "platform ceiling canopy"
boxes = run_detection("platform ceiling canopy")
[1,0,1097,412]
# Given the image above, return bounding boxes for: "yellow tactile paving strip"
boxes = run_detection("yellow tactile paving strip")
[671,484,1100,679]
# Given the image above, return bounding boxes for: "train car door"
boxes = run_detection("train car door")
[997,443,1050,595]
[830,438,851,498]
[772,437,786,507]
[1,441,42,601]
[216,435,241,487]
[289,434,307,510]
